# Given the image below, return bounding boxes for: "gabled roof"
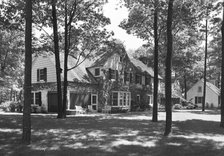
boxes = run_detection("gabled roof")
[130,58,162,79]
[34,54,95,83]
[204,80,220,95]
[90,52,114,68]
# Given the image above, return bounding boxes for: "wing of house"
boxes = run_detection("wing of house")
[31,54,98,113]
[187,79,220,108]
[31,51,163,113]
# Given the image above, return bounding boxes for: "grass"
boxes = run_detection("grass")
[0,110,224,156]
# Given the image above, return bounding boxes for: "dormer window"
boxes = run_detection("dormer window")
[95,68,100,77]
[37,68,47,82]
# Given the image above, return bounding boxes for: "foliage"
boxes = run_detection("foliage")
[0,101,23,112]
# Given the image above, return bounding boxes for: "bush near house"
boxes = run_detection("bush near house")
[0,101,23,112]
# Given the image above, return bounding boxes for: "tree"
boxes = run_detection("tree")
[60,0,111,117]
[220,0,224,128]
[51,0,63,118]
[22,0,32,144]
[153,0,159,122]
[164,0,174,136]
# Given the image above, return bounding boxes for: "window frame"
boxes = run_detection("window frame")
[112,91,131,107]
[37,68,47,82]
[198,86,202,93]
[94,68,100,77]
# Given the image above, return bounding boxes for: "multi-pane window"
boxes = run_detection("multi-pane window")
[91,94,98,110]
[37,68,47,82]
[95,68,100,76]
[112,91,131,106]
[31,92,42,106]
[195,96,203,104]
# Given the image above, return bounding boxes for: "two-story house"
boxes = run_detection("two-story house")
[31,51,162,113]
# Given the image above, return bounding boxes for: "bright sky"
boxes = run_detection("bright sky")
[103,0,145,50]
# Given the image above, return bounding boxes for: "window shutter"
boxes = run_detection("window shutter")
[115,70,118,81]
[124,71,127,83]
[39,92,42,106]
[44,68,47,82]
[37,69,40,82]
[108,68,111,79]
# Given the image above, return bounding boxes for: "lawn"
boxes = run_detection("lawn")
[0,110,224,156]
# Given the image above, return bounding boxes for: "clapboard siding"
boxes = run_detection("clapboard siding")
[32,56,56,83]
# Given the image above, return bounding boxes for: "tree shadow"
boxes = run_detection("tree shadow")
[1,112,224,156]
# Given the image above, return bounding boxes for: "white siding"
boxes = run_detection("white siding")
[32,56,56,83]
[187,80,219,108]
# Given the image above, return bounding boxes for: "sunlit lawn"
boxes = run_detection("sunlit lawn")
[1,110,224,156]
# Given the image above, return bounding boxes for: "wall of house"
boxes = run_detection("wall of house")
[187,80,219,108]
[32,56,57,83]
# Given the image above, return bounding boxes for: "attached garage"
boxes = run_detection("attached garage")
[48,92,58,113]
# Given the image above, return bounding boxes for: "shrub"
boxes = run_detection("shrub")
[0,101,22,112]
[31,104,42,113]
[173,104,183,110]
[211,103,214,109]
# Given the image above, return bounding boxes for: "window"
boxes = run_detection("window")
[198,86,202,92]
[136,94,140,103]
[31,92,42,106]
[112,92,118,106]
[91,94,98,110]
[123,93,126,106]
[109,68,117,80]
[136,74,142,84]
[147,95,153,104]
[94,68,100,76]
[92,95,97,104]
[195,96,203,104]
[37,68,47,82]
[145,76,151,85]
[112,91,131,106]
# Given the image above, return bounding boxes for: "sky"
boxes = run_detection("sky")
[103,0,145,50]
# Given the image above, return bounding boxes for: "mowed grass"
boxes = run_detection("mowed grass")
[0,110,224,156]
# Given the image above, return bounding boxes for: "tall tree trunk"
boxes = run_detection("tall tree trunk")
[22,0,32,144]
[51,0,63,118]
[62,0,68,118]
[220,1,224,128]
[202,10,208,112]
[184,74,187,100]
[152,0,158,122]
[164,0,174,136]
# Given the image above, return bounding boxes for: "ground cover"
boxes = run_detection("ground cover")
[0,110,224,156]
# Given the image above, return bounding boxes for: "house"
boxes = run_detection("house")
[187,79,220,108]
[31,51,162,113]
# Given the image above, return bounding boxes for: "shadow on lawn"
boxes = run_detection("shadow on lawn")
[1,113,224,156]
